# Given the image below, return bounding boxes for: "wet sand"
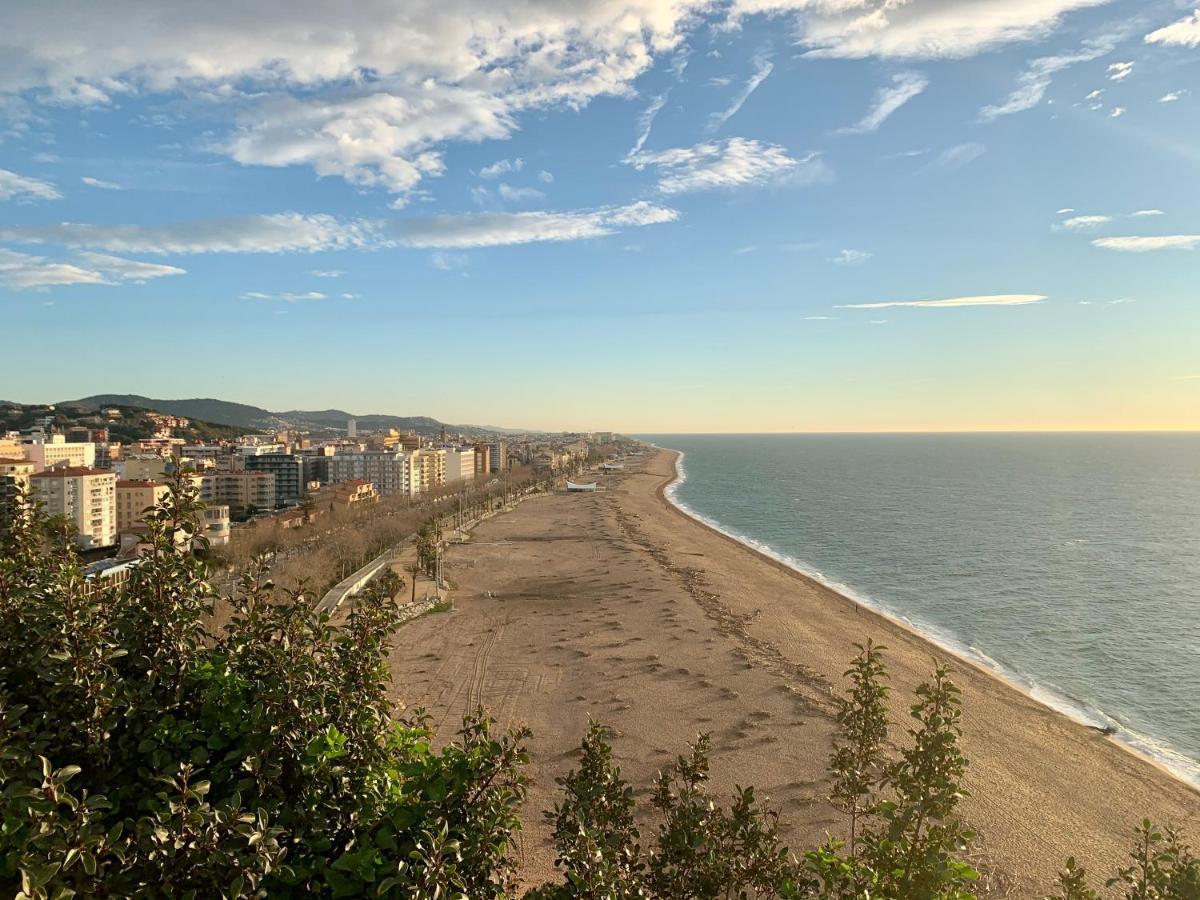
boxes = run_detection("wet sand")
[385,448,1198,896]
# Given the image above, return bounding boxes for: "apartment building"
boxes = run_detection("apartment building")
[195,471,276,516]
[412,448,446,494]
[472,443,491,477]
[23,436,96,473]
[29,467,117,550]
[313,479,378,511]
[244,452,304,503]
[0,457,35,536]
[485,440,507,473]
[442,447,476,483]
[115,480,171,533]
[327,449,415,497]
[198,505,231,547]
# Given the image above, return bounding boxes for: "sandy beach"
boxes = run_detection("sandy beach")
[386,448,1198,897]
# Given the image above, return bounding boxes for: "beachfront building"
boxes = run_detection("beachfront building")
[195,471,276,516]
[23,435,96,473]
[327,448,416,497]
[244,452,304,503]
[442,447,476,483]
[0,457,35,536]
[485,441,507,473]
[313,479,379,511]
[30,467,117,550]
[115,480,171,533]
[412,448,446,494]
[472,443,491,477]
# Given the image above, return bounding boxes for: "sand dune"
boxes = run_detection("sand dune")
[385,448,1198,896]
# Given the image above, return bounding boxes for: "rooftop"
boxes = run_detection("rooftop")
[30,466,112,479]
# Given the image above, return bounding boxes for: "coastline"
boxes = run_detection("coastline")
[387,447,1200,895]
[655,445,1200,792]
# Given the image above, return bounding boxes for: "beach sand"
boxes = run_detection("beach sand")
[385,448,1198,897]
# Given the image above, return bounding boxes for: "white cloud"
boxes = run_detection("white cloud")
[81,176,121,190]
[837,294,1046,309]
[1131,209,1164,217]
[1145,8,1200,47]
[1056,207,1075,214]
[497,183,545,203]
[1085,89,1103,100]
[310,269,346,277]
[1059,214,1113,231]
[0,168,61,202]
[836,71,928,134]
[390,200,678,249]
[628,137,830,194]
[1107,61,1133,81]
[430,251,468,270]
[926,142,986,170]
[0,247,184,289]
[538,170,554,183]
[1110,106,1125,117]
[0,212,376,254]
[804,315,837,320]
[0,2,712,200]
[733,0,1111,60]
[1092,235,1200,252]
[480,158,524,179]
[979,32,1122,121]
[1159,91,1186,103]
[241,290,328,302]
[631,93,668,155]
[708,50,773,131]
[831,248,872,265]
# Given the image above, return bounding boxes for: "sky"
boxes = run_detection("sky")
[1,0,1198,433]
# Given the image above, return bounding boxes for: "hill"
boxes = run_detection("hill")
[0,401,251,443]
[69,395,515,438]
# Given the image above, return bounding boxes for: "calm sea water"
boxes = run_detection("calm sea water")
[637,433,1200,785]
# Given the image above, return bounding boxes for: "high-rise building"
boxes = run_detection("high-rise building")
[486,440,507,473]
[244,453,304,503]
[29,467,117,550]
[472,443,491,477]
[443,447,476,483]
[327,449,415,497]
[347,418,357,438]
[412,448,446,494]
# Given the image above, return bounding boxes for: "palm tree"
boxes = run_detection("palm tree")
[405,562,421,604]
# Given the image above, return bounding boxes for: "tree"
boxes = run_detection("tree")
[405,562,421,604]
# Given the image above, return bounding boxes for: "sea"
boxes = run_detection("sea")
[636,433,1200,786]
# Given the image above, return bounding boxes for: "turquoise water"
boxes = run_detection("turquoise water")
[637,433,1200,785]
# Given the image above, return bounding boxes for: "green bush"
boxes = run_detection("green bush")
[0,476,528,898]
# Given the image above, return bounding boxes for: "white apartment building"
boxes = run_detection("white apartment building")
[23,436,96,473]
[327,449,416,497]
[198,505,231,547]
[412,448,446,494]
[442,447,476,483]
[30,467,117,550]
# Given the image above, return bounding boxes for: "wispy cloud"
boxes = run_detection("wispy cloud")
[925,142,986,170]
[630,93,668,156]
[708,50,773,131]
[629,138,830,194]
[1092,235,1200,252]
[430,251,468,271]
[1110,106,1125,118]
[497,183,545,204]
[479,158,523,179]
[838,294,1045,309]
[1159,91,1187,103]
[0,168,61,202]
[310,269,345,277]
[830,248,872,266]
[80,176,121,190]
[0,212,376,254]
[1107,61,1133,82]
[390,200,678,249]
[241,290,327,302]
[836,71,928,134]
[0,247,183,289]
[979,33,1122,122]
[1132,209,1164,217]
[1058,214,1113,231]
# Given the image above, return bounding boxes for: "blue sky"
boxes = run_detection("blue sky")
[1,0,1198,432]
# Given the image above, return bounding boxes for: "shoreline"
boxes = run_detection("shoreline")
[653,444,1200,794]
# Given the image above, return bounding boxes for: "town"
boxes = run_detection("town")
[0,399,618,573]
